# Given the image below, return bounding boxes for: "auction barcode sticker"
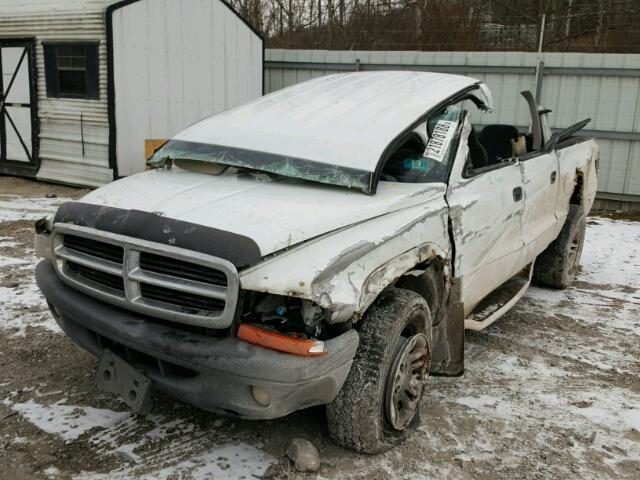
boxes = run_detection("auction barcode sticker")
[424,120,457,162]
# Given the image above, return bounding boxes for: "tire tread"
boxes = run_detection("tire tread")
[327,288,430,454]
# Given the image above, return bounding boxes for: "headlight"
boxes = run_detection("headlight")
[34,215,54,258]
[35,214,53,234]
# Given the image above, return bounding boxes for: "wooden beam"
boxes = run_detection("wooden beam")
[144,139,168,161]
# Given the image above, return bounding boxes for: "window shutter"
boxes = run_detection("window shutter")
[43,44,59,97]
[85,44,99,100]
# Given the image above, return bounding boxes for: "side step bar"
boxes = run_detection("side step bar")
[464,262,535,331]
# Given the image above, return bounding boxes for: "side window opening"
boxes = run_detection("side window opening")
[478,124,522,164]
[466,91,564,173]
[380,133,428,183]
[467,124,527,173]
[380,105,462,184]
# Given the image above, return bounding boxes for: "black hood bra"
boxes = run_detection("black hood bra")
[54,202,262,268]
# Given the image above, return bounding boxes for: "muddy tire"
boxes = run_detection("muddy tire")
[326,288,431,454]
[533,204,586,289]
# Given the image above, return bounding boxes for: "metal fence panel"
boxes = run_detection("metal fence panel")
[265,49,640,199]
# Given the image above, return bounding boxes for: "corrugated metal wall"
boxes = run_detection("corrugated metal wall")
[1,0,263,187]
[0,1,114,187]
[111,0,263,176]
[540,54,640,200]
[265,49,640,200]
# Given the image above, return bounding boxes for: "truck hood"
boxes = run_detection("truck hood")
[79,168,445,257]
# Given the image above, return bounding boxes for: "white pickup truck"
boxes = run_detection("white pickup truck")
[35,72,598,453]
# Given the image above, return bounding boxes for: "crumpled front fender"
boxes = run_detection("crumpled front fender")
[239,196,451,322]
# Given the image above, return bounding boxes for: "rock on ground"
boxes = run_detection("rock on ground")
[286,437,321,473]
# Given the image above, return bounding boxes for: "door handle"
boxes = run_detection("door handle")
[551,171,557,184]
[513,187,523,202]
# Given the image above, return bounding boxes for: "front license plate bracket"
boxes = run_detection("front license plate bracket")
[95,349,153,414]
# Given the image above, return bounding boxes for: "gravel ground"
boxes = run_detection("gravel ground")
[0,176,639,480]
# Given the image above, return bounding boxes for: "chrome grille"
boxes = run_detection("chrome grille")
[67,261,126,294]
[139,251,228,286]
[52,223,240,328]
[64,235,124,263]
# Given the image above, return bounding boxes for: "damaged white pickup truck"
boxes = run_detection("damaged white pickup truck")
[35,72,598,453]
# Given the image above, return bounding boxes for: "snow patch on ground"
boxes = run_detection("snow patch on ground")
[0,255,29,268]
[144,417,195,439]
[10,401,131,441]
[0,197,71,335]
[0,236,22,248]
[0,195,72,222]
[580,218,640,287]
[490,354,571,379]
[0,229,59,335]
[75,444,275,480]
[511,217,640,375]
[451,383,640,459]
[93,411,273,476]
[75,413,276,479]
[0,275,60,335]
[43,466,62,478]
[138,443,274,480]
[6,395,276,480]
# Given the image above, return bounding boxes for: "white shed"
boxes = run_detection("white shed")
[0,0,263,186]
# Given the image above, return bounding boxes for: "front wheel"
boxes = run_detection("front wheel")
[326,288,431,454]
[533,204,586,289]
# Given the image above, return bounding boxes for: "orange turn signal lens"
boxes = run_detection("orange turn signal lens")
[237,324,327,357]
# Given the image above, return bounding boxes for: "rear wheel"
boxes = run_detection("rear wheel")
[533,204,586,289]
[326,288,431,454]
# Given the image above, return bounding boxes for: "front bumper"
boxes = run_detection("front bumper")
[36,260,359,419]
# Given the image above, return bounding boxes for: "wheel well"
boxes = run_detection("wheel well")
[570,172,584,206]
[395,259,448,326]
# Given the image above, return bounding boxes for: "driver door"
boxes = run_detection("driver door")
[446,115,527,316]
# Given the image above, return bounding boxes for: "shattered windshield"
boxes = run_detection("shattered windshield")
[148,140,374,193]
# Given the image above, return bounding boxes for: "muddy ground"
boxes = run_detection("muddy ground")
[0,176,638,480]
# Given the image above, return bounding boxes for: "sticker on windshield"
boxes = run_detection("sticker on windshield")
[404,158,429,172]
[424,120,457,162]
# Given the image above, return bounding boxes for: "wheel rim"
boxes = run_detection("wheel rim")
[567,225,584,274]
[384,333,429,431]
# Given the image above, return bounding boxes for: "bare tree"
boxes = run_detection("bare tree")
[226,0,640,53]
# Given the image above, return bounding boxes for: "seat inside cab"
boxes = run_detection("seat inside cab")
[467,124,530,170]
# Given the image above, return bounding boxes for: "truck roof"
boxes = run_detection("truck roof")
[153,71,488,193]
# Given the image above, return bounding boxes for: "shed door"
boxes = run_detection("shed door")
[0,39,39,176]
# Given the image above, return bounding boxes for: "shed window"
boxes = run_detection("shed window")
[44,43,99,99]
